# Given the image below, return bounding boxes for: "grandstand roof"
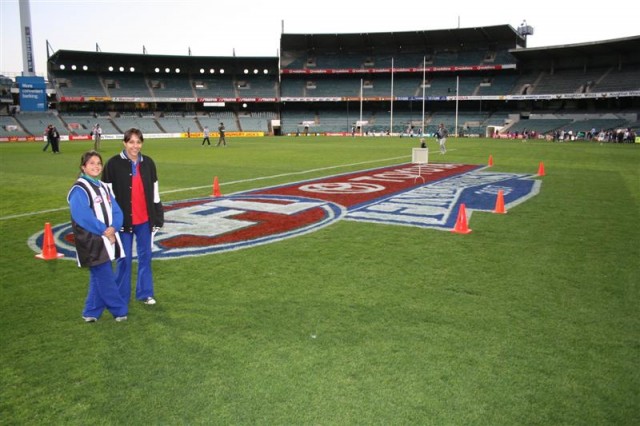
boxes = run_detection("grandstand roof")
[509,36,640,68]
[47,50,279,75]
[280,25,526,53]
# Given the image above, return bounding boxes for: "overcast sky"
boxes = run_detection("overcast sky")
[1,0,638,76]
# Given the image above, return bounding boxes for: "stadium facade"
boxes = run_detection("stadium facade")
[1,24,639,141]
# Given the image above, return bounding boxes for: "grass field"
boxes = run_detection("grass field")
[1,135,638,424]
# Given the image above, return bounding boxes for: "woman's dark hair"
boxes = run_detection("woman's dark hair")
[123,128,144,143]
[79,150,103,174]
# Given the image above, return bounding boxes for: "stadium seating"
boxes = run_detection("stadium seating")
[193,76,237,98]
[281,110,317,134]
[280,78,307,97]
[21,29,635,140]
[14,112,67,136]
[235,75,278,98]
[103,73,152,98]
[506,118,573,135]
[530,68,607,95]
[52,71,107,97]
[112,114,163,134]
[198,112,238,132]
[559,118,628,132]
[149,75,196,98]
[593,65,640,92]
[476,74,519,96]
[0,115,29,137]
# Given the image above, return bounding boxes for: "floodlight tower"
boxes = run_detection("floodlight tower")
[518,20,534,45]
[19,0,36,76]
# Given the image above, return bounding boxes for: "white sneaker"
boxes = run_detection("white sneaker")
[143,297,156,305]
[115,316,128,322]
[83,316,97,322]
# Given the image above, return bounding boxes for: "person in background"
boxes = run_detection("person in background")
[50,125,61,154]
[436,123,449,154]
[102,128,164,306]
[217,122,226,146]
[43,124,52,152]
[68,150,128,322]
[202,126,211,146]
[92,123,103,151]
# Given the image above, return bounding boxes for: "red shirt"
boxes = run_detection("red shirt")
[131,163,149,225]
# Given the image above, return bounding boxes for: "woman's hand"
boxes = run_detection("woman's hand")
[103,226,116,244]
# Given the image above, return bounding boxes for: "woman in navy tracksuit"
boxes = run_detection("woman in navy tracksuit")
[102,128,164,306]
[68,150,128,322]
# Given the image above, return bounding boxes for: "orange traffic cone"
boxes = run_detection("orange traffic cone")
[212,176,222,197]
[488,155,494,167]
[537,162,546,176]
[451,204,472,234]
[35,222,64,260]
[493,190,507,214]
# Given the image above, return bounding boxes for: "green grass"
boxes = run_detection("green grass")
[1,136,638,424]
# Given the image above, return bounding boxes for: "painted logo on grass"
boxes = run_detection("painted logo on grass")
[29,163,540,259]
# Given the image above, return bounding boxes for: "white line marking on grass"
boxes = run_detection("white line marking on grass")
[1,155,409,221]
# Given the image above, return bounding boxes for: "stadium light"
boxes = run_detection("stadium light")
[175,68,180,73]
[263,69,268,74]
[220,69,225,74]
[155,67,160,73]
[244,69,249,74]
[71,65,76,70]
[119,66,124,72]
[165,68,170,73]
[200,68,205,74]
[82,65,88,71]
[253,69,258,74]
[209,68,215,74]
[130,67,135,72]
[108,66,114,71]
[59,64,65,70]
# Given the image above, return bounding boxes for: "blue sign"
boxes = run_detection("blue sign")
[16,76,47,112]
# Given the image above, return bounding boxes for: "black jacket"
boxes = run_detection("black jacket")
[102,151,164,231]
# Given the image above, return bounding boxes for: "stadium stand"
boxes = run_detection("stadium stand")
[3,26,636,140]
[52,71,107,97]
[103,73,152,98]
[505,118,574,135]
[112,113,163,134]
[193,75,237,98]
[0,115,28,137]
[593,64,640,92]
[14,112,67,136]
[530,68,608,95]
[60,113,120,136]
[476,74,520,96]
[149,75,196,98]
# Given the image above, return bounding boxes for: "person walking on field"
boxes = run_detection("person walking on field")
[43,124,52,152]
[436,123,449,154]
[216,122,226,146]
[202,126,211,146]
